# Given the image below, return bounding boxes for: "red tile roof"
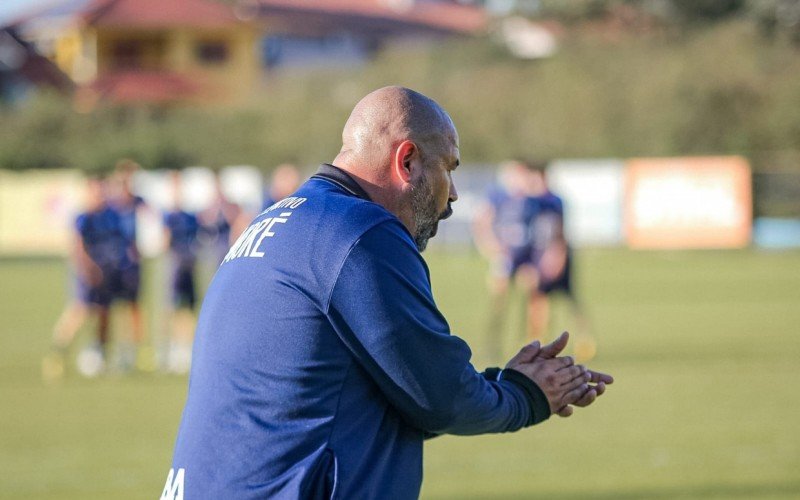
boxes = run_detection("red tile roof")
[86,70,201,103]
[84,0,243,29]
[249,0,487,35]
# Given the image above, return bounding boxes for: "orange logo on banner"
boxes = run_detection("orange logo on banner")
[624,157,752,249]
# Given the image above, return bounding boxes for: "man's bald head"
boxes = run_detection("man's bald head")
[332,86,460,251]
[336,86,457,176]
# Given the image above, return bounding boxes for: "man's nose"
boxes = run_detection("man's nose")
[449,180,459,203]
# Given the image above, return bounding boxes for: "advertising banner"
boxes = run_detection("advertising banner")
[624,157,751,249]
[0,170,84,255]
[546,159,625,247]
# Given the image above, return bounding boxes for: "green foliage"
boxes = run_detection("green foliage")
[671,0,745,21]
[0,97,281,171]
[532,0,747,24]
[749,0,800,45]
[534,0,612,22]
[1,20,799,172]
[753,152,800,217]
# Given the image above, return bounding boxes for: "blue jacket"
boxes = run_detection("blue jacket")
[168,164,549,499]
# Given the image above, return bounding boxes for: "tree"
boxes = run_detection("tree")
[671,0,745,22]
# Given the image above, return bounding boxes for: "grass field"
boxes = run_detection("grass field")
[1,249,799,499]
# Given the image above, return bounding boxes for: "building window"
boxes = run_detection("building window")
[113,40,143,69]
[195,41,229,65]
[110,36,166,70]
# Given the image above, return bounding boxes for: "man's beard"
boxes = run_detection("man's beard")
[410,173,452,252]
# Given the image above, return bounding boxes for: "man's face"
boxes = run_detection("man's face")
[526,169,547,195]
[410,127,460,252]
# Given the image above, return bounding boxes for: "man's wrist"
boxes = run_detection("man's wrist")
[498,368,551,426]
[481,367,502,381]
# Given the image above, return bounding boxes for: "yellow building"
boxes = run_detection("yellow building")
[53,0,260,105]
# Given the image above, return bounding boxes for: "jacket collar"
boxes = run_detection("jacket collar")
[312,163,372,202]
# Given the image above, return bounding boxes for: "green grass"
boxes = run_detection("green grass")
[1,249,799,499]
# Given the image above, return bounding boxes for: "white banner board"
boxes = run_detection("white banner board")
[546,159,625,247]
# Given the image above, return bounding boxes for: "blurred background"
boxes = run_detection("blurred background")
[0,0,799,498]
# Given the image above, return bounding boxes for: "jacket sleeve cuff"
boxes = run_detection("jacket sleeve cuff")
[498,368,551,426]
[481,367,502,381]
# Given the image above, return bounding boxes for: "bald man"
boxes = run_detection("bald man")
[165,87,612,500]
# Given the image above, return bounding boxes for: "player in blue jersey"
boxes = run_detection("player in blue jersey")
[164,87,613,500]
[199,173,243,265]
[43,176,121,380]
[525,162,595,361]
[163,171,200,373]
[474,160,594,362]
[473,160,543,362]
[108,159,153,371]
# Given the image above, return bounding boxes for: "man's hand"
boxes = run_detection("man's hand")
[507,353,590,415]
[505,332,613,418]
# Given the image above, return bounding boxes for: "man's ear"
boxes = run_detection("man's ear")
[393,140,417,184]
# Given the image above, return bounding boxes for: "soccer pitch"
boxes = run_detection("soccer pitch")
[0,249,799,499]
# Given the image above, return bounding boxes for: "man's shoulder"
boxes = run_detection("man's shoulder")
[293,177,398,236]
[75,212,88,227]
[78,208,115,227]
[224,178,401,271]
[527,192,562,209]
[544,192,564,212]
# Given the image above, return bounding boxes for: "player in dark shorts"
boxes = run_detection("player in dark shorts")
[472,161,543,362]
[108,159,153,371]
[525,162,595,361]
[163,171,200,373]
[43,176,122,380]
[199,173,243,266]
[474,160,594,363]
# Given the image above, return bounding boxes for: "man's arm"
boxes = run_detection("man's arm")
[73,219,101,287]
[162,214,174,254]
[536,208,567,282]
[326,221,579,435]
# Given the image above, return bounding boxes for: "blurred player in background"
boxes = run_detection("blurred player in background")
[162,171,200,374]
[199,173,242,265]
[472,160,541,362]
[262,163,302,210]
[524,161,595,362]
[473,160,594,362]
[43,175,118,380]
[108,159,153,371]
